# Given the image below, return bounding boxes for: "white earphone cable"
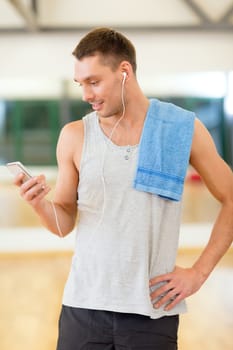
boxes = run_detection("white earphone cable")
[50,200,63,237]
[98,75,126,227]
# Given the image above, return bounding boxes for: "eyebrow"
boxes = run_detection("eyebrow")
[73,75,99,84]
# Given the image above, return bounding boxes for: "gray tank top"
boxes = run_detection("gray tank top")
[62,111,187,319]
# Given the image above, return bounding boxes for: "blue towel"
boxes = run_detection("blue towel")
[133,98,195,201]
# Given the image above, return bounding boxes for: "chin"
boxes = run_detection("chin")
[97,111,113,119]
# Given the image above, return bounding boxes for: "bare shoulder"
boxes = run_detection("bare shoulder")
[190,118,233,202]
[57,119,84,170]
[60,119,84,141]
[58,120,84,149]
[190,118,221,165]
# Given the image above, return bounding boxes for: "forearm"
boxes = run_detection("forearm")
[192,200,233,283]
[33,199,77,237]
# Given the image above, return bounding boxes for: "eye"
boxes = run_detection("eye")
[73,80,82,87]
[90,81,98,86]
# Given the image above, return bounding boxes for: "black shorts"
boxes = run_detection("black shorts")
[56,305,179,350]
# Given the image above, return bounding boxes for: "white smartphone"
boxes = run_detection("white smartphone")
[6,161,32,183]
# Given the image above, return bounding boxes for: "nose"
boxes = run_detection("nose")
[82,85,94,103]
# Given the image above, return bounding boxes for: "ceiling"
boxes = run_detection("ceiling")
[0,0,233,33]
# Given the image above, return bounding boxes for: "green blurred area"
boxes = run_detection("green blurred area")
[0,96,231,166]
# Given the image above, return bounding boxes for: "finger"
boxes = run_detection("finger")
[20,176,39,193]
[14,173,26,186]
[164,293,183,311]
[36,174,46,183]
[149,273,171,287]
[153,290,182,310]
[150,282,172,301]
[29,185,51,206]
[35,184,50,196]
[28,185,50,204]
[152,289,177,309]
[22,181,49,201]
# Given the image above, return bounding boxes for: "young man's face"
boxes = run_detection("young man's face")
[74,54,125,119]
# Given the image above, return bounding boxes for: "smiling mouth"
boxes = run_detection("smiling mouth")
[91,101,103,111]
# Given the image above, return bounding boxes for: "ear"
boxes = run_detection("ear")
[119,61,131,78]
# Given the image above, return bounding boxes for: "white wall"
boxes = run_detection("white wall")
[0,31,232,78]
[0,30,233,96]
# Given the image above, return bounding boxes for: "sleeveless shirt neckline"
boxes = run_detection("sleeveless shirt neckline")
[95,113,139,150]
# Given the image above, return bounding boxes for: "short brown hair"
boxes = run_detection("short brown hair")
[72,27,137,73]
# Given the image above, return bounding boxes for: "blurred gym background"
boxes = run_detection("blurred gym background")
[0,1,233,350]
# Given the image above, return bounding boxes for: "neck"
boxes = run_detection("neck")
[99,95,150,146]
[121,95,149,127]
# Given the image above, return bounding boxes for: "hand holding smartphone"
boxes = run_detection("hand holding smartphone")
[6,161,32,183]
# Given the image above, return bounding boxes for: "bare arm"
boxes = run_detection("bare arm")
[15,120,84,237]
[150,118,233,310]
[188,118,233,279]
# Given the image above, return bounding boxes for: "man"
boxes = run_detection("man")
[15,27,233,349]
